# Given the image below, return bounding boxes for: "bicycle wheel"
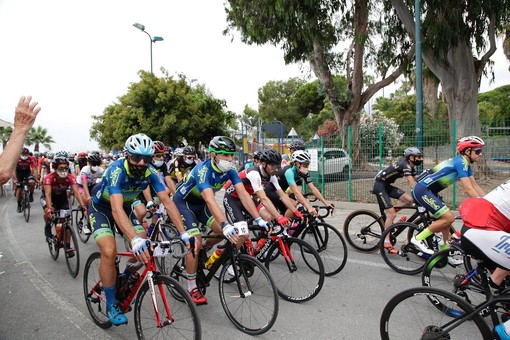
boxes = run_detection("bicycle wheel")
[422,248,486,310]
[379,222,427,275]
[158,225,185,275]
[380,287,492,339]
[218,254,279,335]
[134,274,201,340]
[343,209,384,253]
[264,236,325,302]
[23,193,30,223]
[47,222,59,260]
[75,209,90,243]
[301,222,347,276]
[83,252,112,329]
[64,223,80,278]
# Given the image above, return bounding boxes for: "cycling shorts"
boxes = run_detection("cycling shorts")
[40,193,68,211]
[16,174,35,188]
[88,201,143,242]
[173,194,215,230]
[373,180,405,210]
[411,182,449,218]
[461,225,509,271]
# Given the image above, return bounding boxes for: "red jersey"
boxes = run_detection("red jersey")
[460,198,510,233]
[43,172,77,196]
[16,156,36,174]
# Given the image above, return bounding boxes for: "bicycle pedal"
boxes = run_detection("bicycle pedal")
[87,294,100,303]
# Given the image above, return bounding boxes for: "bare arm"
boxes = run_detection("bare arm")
[157,191,186,233]
[289,183,317,216]
[0,96,40,185]
[275,189,297,212]
[469,176,485,197]
[459,176,482,198]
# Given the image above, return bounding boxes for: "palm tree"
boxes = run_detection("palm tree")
[0,126,13,148]
[26,126,54,151]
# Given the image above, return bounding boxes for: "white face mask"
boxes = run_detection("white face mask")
[215,158,232,172]
[185,159,194,165]
[57,171,67,178]
[152,160,164,168]
[21,156,28,160]
[91,165,100,172]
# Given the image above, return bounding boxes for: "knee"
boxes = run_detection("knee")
[100,245,117,263]
[441,213,455,227]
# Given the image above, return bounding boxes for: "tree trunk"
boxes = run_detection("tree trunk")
[422,73,439,119]
[504,29,510,63]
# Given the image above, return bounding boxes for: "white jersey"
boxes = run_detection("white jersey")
[484,179,510,221]
[77,165,104,187]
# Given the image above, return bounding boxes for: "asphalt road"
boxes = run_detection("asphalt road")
[0,188,429,339]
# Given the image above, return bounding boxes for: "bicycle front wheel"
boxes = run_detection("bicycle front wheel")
[343,209,383,253]
[265,237,325,302]
[302,222,347,276]
[379,222,426,275]
[75,209,90,243]
[134,274,201,340]
[219,254,279,335]
[23,194,30,223]
[64,223,80,278]
[83,252,112,329]
[47,222,59,260]
[380,287,491,339]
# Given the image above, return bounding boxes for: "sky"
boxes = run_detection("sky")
[0,0,509,153]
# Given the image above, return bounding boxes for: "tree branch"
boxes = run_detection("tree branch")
[479,14,497,67]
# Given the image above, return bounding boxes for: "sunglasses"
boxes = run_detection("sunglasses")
[57,167,69,171]
[474,149,483,155]
[185,156,195,160]
[129,154,153,163]
[268,164,281,170]
[154,153,164,158]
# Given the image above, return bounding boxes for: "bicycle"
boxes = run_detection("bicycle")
[74,207,91,243]
[20,178,31,223]
[286,205,347,276]
[83,240,201,339]
[46,209,80,278]
[244,223,325,303]
[343,190,431,253]
[380,259,510,339]
[169,233,279,335]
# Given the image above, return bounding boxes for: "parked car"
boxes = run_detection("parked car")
[306,147,351,179]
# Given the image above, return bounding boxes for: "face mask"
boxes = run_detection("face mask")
[57,171,67,178]
[152,160,164,168]
[413,159,423,166]
[91,165,100,172]
[298,165,309,175]
[215,157,232,172]
[21,156,28,160]
[185,159,194,165]
[128,162,147,177]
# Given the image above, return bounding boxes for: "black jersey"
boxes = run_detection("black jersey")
[375,159,415,183]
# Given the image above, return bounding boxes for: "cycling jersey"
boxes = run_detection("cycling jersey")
[375,159,416,183]
[41,171,77,210]
[417,155,472,194]
[15,156,36,179]
[167,157,197,181]
[274,165,313,192]
[77,165,104,188]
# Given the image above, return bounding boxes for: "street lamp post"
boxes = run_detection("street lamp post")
[133,22,164,75]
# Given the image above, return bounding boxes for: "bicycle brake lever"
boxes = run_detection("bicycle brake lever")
[189,237,196,258]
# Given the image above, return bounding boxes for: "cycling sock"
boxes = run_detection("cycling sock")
[104,285,117,307]
[187,272,197,292]
[65,243,71,249]
[439,243,448,250]
[416,228,433,241]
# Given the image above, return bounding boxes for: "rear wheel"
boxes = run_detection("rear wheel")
[343,210,383,253]
[134,274,201,340]
[83,252,112,329]
[64,223,80,278]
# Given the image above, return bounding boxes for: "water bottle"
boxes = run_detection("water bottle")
[56,223,63,242]
[205,249,223,269]
[245,239,255,256]
[398,216,407,222]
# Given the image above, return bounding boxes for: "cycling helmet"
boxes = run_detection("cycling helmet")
[292,150,311,163]
[289,141,305,151]
[456,136,485,153]
[403,147,423,159]
[208,136,236,154]
[46,152,54,159]
[153,141,166,154]
[253,150,261,160]
[78,152,88,158]
[173,148,184,157]
[125,133,154,156]
[67,152,76,159]
[87,154,101,164]
[21,147,29,154]
[183,146,196,156]
[53,157,69,166]
[259,149,282,164]
[55,151,67,158]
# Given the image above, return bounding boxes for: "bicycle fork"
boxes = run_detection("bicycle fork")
[147,271,174,328]
[276,237,297,272]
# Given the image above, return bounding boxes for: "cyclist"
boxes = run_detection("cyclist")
[14,147,37,212]
[289,140,305,154]
[243,150,261,170]
[75,152,89,176]
[42,155,87,249]
[167,145,197,195]
[223,149,293,234]
[88,133,186,326]
[40,151,55,185]
[173,136,267,305]
[373,147,422,252]
[458,179,510,339]
[411,136,485,255]
[66,152,76,174]
[266,150,334,218]
[76,153,104,234]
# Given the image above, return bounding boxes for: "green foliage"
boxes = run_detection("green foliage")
[0,126,13,148]
[90,71,236,150]
[359,112,404,159]
[26,126,54,152]
[478,84,510,126]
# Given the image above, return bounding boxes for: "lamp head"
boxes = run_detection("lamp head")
[133,22,145,31]
[152,36,164,42]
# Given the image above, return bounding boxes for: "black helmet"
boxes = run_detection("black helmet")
[21,147,29,154]
[289,141,305,151]
[253,150,261,160]
[403,147,423,159]
[183,146,196,156]
[87,154,101,164]
[208,136,236,154]
[259,149,282,164]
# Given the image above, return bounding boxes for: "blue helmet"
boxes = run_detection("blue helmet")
[125,133,154,156]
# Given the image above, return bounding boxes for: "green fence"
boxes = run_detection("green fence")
[305,119,510,208]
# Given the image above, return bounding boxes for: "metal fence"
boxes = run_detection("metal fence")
[305,119,510,208]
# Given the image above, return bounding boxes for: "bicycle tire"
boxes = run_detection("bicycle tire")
[379,222,427,275]
[219,254,279,335]
[134,274,201,340]
[64,223,80,278]
[343,209,384,253]
[422,248,486,312]
[83,252,112,329]
[301,222,347,276]
[264,236,325,303]
[23,192,30,223]
[47,222,59,260]
[75,209,91,243]
[380,286,492,339]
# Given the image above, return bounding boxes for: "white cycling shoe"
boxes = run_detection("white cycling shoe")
[410,236,434,255]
